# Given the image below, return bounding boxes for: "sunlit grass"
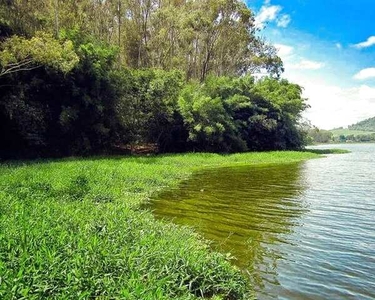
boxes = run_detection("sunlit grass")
[0,151,320,299]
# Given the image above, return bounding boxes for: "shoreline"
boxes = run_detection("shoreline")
[0,151,324,299]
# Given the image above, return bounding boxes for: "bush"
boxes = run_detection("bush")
[177,76,307,152]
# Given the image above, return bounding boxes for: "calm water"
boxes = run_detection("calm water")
[149,144,375,299]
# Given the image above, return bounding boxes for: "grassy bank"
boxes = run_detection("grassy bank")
[0,151,320,299]
[304,148,350,154]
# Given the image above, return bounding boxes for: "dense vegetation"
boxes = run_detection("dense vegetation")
[0,0,308,159]
[0,151,319,299]
[307,127,333,144]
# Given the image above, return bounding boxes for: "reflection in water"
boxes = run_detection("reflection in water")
[149,163,308,296]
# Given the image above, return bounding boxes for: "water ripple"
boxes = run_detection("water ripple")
[149,144,375,299]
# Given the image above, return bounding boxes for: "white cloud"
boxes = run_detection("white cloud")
[274,43,294,58]
[353,68,375,80]
[358,84,375,100]
[288,59,325,70]
[301,83,375,129]
[273,42,324,71]
[276,14,291,28]
[353,36,375,49]
[279,60,375,129]
[254,1,291,29]
[264,26,375,129]
[255,4,281,28]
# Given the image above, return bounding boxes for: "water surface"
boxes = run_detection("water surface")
[149,144,375,299]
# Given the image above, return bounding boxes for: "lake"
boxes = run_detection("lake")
[149,144,375,299]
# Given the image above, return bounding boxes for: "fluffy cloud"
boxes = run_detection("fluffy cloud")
[274,43,294,58]
[288,59,325,70]
[302,83,375,129]
[254,3,281,28]
[280,63,375,129]
[353,68,375,80]
[255,0,291,29]
[273,43,324,70]
[358,84,375,99]
[353,36,375,49]
[335,43,342,50]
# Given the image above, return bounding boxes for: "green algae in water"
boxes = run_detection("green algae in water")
[149,162,308,293]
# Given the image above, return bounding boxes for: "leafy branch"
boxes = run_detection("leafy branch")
[0,32,79,77]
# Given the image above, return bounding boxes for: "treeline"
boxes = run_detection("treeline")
[307,128,333,144]
[0,0,283,80]
[0,0,308,158]
[334,133,375,143]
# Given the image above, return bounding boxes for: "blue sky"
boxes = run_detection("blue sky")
[245,0,375,129]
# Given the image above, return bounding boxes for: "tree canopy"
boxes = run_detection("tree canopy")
[0,32,78,76]
[0,0,309,158]
[0,0,283,80]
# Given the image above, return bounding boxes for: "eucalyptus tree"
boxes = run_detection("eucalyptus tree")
[137,0,283,80]
[0,0,52,35]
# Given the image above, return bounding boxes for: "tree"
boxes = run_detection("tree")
[307,127,333,144]
[0,0,310,158]
[113,69,185,151]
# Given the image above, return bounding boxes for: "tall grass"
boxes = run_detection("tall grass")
[0,151,319,299]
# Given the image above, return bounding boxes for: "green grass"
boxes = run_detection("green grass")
[0,151,320,299]
[330,128,375,137]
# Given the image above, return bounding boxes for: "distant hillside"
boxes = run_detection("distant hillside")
[349,117,375,132]
[330,128,375,138]
[308,117,375,144]
[327,126,375,143]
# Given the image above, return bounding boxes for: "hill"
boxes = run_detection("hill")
[348,117,375,132]
[330,128,375,138]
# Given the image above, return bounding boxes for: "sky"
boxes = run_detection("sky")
[245,0,375,129]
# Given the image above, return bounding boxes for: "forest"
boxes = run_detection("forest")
[0,0,308,158]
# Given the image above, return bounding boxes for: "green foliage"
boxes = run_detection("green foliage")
[0,0,308,158]
[332,132,375,143]
[112,69,185,151]
[0,32,79,76]
[178,76,307,152]
[0,0,283,81]
[252,78,308,119]
[307,127,333,144]
[0,38,121,157]
[179,84,241,152]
